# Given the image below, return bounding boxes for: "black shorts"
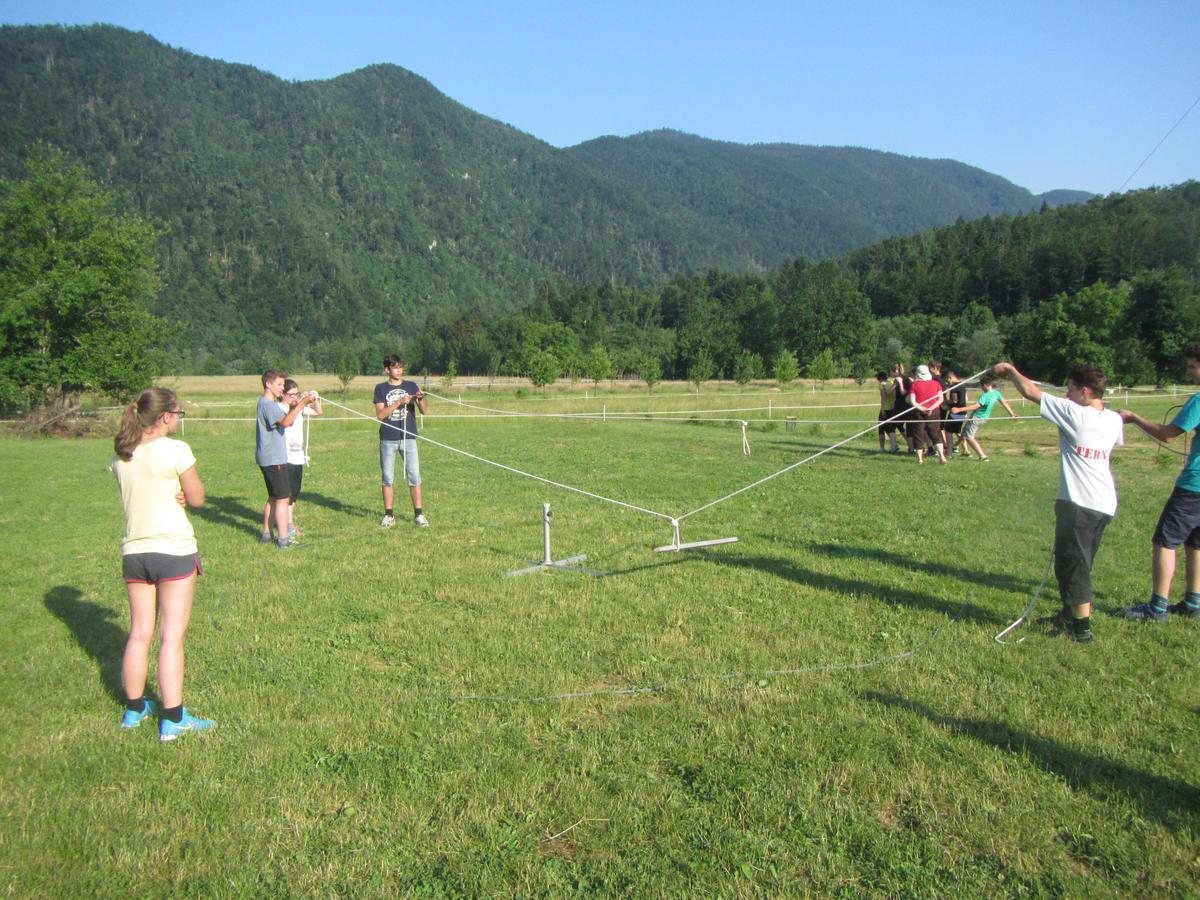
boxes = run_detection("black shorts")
[1053,499,1111,606]
[1152,486,1200,550]
[942,412,964,435]
[287,463,304,504]
[261,464,291,500]
[123,552,203,584]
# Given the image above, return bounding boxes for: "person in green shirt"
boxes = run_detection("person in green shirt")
[952,374,1018,461]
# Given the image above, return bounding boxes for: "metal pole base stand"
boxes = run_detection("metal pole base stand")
[654,518,740,553]
[507,504,597,577]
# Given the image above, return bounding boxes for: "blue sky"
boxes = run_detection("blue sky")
[1,0,1197,194]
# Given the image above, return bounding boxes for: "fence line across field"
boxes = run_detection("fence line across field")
[317,368,996,548]
[172,386,1189,425]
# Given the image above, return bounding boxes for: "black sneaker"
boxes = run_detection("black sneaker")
[1035,610,1072,633]
[1167,601,1200,619]
[1069,628,1094,643]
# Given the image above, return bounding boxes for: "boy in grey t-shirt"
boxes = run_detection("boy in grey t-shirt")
[256,370,316,547]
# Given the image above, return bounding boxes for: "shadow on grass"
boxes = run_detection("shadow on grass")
[45,586,124,703]
[301,491,376,519]
[757,438,893,458]
[191,493,261,538]
[715,549,997,624]
[864,691,1200,828]
[796,539,1042,598]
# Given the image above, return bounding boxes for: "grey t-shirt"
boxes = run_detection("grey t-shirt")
[255,396,288,466]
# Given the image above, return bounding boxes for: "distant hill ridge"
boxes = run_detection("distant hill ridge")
[0,23,1092,358]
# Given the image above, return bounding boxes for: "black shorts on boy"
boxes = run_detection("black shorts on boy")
[1053,499,1112,606]
[260,463,290,500]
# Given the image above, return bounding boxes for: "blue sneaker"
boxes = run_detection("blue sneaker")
[1120,602,1168,622]
[121,699,157,729]
[259,532,273,544]
[159,708,215,742]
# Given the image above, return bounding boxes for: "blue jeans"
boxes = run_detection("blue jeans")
[380,439,420,487]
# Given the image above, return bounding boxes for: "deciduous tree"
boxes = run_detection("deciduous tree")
[0,149,165,413]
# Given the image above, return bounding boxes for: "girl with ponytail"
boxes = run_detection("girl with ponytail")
[111,388,214,741]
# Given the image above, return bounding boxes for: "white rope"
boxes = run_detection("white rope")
[318,396,676,523]
[451,607,961,702]
[676,368,994,522]
[994,546,1055,644]
[303,409,312,466]
[741,421,750,456]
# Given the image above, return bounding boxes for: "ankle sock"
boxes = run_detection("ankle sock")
[414,507,423,517]
[125,696,147,713]
[1150,593,1169,613]
[161,705,183,723]
[1184,591,1200,610]
[385,508,393,517]
[1071,615,1091,636]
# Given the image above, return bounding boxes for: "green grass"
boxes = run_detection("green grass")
[2,382,1199,895]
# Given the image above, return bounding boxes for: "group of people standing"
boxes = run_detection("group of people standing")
[104,345,1200,742]
[877,362,1017,463]
[109,354,431,741]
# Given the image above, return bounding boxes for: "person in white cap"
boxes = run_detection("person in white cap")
[907,365,948,463]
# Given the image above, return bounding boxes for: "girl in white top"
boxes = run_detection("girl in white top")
[112,388,214,740]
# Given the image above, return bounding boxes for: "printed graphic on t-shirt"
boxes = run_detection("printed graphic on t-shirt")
[384,387,409,428]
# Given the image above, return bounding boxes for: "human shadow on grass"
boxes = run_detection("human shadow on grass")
[300,491,376,520]
[189,493,261,538]
[863,691,1200,829]
[791,539,1043,599]
[45,586,124,703]
[715,549,998,624]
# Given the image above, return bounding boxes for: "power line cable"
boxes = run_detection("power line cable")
[1117,91,1200,192]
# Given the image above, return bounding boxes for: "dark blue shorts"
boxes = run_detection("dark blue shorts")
[1152,487,1200,550]
[123,552,203,584]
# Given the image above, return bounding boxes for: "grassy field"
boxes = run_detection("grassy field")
[2,379,1199,896]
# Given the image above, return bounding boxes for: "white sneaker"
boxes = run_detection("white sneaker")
[381,514,396,528]
[414,514,429,527]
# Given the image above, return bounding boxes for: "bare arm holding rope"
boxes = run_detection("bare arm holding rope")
[1119,408,1184,444]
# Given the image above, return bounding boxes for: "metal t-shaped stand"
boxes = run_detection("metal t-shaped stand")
[507,503,592,576]
[654,518,740,553]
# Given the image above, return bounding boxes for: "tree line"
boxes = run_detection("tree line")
[317,182,1199,389]
[2,152,1197,417]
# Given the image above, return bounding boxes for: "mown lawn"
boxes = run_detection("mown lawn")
[2,381,1198,896]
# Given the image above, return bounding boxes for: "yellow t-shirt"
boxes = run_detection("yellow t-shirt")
[112,437,198,556]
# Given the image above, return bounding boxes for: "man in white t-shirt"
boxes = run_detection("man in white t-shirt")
[993,362,1124,643]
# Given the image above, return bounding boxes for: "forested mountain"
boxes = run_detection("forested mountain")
[568,130,1083,263]
[404,182,1199,388]
[0,24,1094,367]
